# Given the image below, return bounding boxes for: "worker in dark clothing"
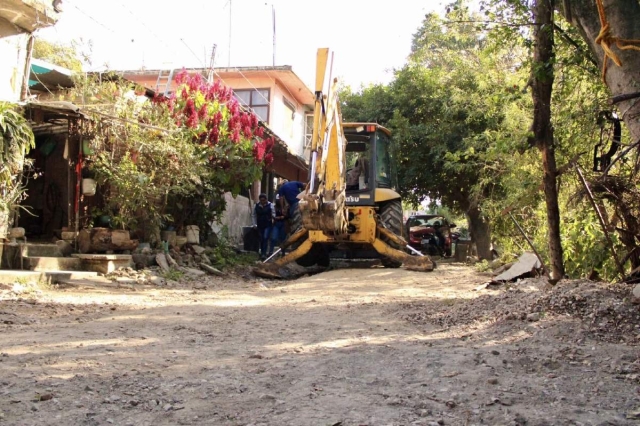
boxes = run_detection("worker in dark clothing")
[271,194,287,256]
[252,193,275,260]
[433,220,446,252]
[277,180,306,219]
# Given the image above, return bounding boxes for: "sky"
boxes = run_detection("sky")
[37,0,452,90]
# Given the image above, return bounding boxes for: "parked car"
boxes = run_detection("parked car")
[405,214,457,257]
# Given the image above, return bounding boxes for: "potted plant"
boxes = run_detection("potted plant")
[0,102,35,240]
[91,207,113,228]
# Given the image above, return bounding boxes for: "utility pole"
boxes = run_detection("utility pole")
[228,0,232,67]
[208,44,217,83]
[272,4,276,66]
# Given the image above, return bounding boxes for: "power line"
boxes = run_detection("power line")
[65,0,277,111]
[180,39,207,68]
[116,1,181,59]
[63,0,115,34]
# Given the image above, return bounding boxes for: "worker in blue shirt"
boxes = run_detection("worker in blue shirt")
[277,179,306,219]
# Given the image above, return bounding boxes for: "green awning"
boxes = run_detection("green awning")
[29,58,74,91]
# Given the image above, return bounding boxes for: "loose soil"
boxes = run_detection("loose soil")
[1,263,639,426]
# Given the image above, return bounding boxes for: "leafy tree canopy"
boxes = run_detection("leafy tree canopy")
[32,39,86,72]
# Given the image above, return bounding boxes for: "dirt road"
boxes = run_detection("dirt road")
[1,263,639,426]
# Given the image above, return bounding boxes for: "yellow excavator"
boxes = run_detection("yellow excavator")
[254,48,434,278]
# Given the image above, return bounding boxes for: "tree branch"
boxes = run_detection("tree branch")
[443,19,538,28]
[553,23,598,68]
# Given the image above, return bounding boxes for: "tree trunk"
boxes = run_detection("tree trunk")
[559,0,640,142]
[467,203,493,260]
[532,0,565,282]
[616,198,640,270]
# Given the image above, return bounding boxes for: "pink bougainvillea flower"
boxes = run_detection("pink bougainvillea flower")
[264,152,274,166]
[252,140,265,162]
[174,68,189,85]
[154,71,275,167]
[198,104,208,119]
[265,137,274,151]
[232,128,240,144]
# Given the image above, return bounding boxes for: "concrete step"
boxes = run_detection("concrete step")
[0,270,103,286]
[45,270,99,282]
[72,254,133,274]
[55,276,116,288]
[0,270,49,285]
[26,256,82,272]
[21,243,64,258]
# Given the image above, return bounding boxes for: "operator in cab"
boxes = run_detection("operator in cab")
[346,156,368,191]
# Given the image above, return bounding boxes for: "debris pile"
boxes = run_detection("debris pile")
[151,244,227,277]
[104,267,156,285]
[103,243,232,286]
[403,278,640,344]
[491,252,542,283]
[532,280,640,343]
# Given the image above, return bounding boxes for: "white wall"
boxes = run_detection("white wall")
[209,192,253,244]
[0,32,28,102]
[269,82,311,158]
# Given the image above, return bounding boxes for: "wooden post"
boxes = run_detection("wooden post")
[20,33,34,101]
[508,211,550,280]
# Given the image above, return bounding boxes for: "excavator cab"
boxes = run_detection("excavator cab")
[344,123,399,207]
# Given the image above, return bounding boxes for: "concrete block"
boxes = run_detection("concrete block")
[72,254,133,274]
[0,270,48,285]
[27,256,82,271]
[21,244,64,258]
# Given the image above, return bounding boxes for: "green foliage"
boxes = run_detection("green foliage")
[162,269,184,281]
[475,259,492,272]
[65,75,202,234]
[342,1,530,219]
[0,102,35,218]
[208,237,257,270]
[341,0,629,280]
[32,39,85,72]
[562,206,620,279]
[64,72,272,240]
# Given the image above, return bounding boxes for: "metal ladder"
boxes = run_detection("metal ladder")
[155,69,174,96]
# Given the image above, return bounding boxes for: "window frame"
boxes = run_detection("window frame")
[304,113,314,151]
[282,96,296,140]
[233,88,271,123]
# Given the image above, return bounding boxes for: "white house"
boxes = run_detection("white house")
[0,0,60,102]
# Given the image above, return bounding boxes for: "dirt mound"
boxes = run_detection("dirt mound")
[403,278,640,344]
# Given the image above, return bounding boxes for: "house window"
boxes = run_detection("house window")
[233,88,270,122]
[282,97,295,140]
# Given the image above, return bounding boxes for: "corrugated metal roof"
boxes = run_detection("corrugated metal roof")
[29,58,74,91]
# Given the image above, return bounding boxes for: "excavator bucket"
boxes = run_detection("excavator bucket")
[252,230,315,279]
[372,227,435,272]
